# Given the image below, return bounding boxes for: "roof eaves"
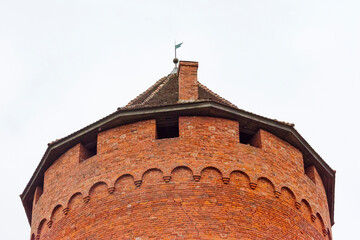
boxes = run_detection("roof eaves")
[21,100,334,226]
[22,101,308,202]
[198,82,238,108]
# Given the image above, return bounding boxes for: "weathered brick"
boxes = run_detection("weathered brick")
[26,60,333,239]
[30,116,332,239]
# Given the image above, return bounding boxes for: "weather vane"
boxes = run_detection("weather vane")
[173,41,183,67]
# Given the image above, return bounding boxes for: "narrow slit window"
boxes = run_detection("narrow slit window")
[156,117,179,139]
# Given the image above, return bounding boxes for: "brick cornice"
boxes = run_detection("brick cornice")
[31,165,329,239]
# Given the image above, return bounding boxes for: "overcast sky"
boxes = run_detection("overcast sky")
[1,0,359,239]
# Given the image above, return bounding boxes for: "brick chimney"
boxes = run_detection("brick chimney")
[178,61,199,102]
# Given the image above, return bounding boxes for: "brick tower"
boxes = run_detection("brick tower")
[21,61,335,240]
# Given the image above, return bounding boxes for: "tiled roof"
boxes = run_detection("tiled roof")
[23,66,333,226]
[119,73,294,127]
[48,72,295,147]
[120,73,238,110]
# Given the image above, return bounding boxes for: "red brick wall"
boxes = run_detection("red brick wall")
[178,61,199,101]
[30,116,332,239]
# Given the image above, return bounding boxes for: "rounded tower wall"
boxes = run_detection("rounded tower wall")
[31,116,332,239]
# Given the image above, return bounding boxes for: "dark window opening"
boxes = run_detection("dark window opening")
[34,182,43,205]
[239,124,260,148]
[240,132,254,145]
[87,144,97,156]
[305,165,317,184]
[80,138,97,162]
[156,117,179,139]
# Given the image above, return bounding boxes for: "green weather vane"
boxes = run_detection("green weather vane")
[173,41,183,67]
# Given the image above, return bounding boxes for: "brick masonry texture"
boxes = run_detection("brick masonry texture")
[30,116,332,239]
[178,61,199,101]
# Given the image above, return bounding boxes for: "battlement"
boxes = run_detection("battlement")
[23,60,334,239]
[31,116,331,239]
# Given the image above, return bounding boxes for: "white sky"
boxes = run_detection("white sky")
[0,0,359,239]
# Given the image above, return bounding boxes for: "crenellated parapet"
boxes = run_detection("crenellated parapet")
[23,60,335,239]
[30,116,332,239]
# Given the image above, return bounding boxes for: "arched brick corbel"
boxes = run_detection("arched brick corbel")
[47,220,53,228]
[323,229,328,236]
[134,180,142,187]
[274,190,281,198]
[249,182,257,190]
[222,177,230,184]
[193,175,201,182]
[107,187,115,194]
[63,207,69,215]
[35,234,40,240]
[311,214,316,222]
[163,176,171,183]
[83,196,90,203]
[295,202,301,209]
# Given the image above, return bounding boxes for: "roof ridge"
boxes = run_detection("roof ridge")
[198,82,238,108]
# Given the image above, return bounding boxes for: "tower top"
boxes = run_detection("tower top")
[20,60,335,227]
